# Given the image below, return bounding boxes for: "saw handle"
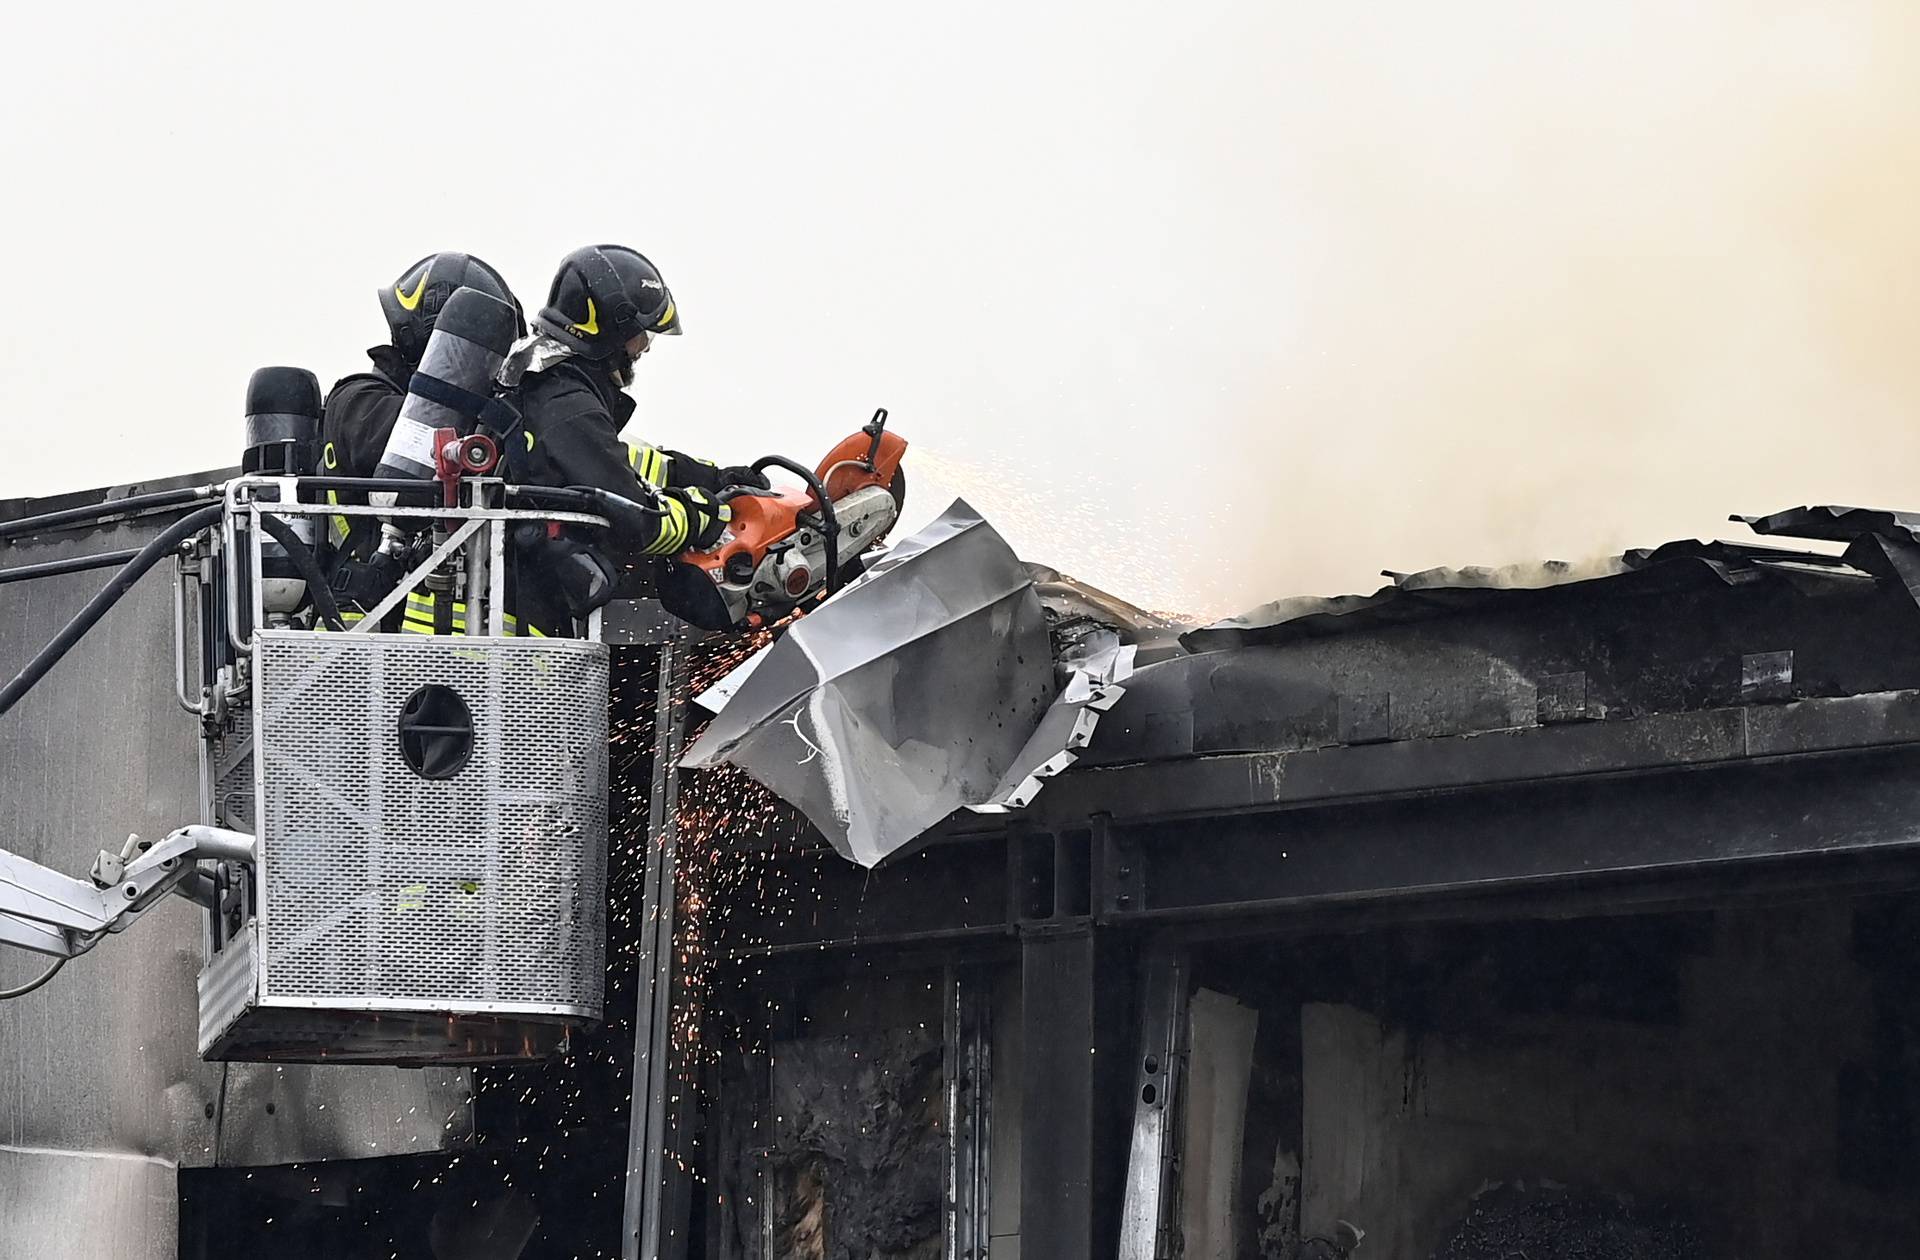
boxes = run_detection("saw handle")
[861,408,889,466]
[751,455,842,599]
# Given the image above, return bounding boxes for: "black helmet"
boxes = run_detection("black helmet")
[379,252,525,364]
[534,245,682,361]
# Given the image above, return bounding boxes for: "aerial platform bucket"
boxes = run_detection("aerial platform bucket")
[198,630,609,1064]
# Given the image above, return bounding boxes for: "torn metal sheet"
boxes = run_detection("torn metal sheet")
[1028,565,1190,641]
[1736,505,1920,611]
[681,500,1059,867]
[693,634,773,714]
[971,629,1135,812]
[1737,503,1920,545]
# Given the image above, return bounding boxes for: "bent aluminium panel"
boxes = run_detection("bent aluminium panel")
[682,500,1056,867]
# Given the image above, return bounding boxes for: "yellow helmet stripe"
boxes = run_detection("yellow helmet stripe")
[395,272,428,311]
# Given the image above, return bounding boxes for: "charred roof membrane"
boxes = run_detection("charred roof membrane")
[1070,507,1920,773]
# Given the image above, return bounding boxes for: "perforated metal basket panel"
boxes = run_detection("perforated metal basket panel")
[209,707,254,834]
[197,917,257,1052]
[252,630,609,1018]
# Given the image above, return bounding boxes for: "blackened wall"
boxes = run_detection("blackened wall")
[1189,895,1920,1259]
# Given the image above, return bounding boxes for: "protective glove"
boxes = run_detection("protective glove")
[328,550,406,611]
[663,449,771,492]
[716,464,772,491]
[511,525,618,616]
[554,544,618,615]
[663,486,731,552]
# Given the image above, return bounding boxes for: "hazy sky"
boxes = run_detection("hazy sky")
[4,2,1919,617]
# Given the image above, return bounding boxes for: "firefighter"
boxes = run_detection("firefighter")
[320,252,524,624]
[498,244,768,633]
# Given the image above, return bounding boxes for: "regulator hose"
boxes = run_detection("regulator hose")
[256,511,347,632]
[0,956,65,1001]
[0,503,223,717]
[0,484,216,541]
[0,548,142,586]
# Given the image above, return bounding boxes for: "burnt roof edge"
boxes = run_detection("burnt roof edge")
[983,686,1920,831]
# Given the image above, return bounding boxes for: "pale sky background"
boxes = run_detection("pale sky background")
[4,2,1920,618]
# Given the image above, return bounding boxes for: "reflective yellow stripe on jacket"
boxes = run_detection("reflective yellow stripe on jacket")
[322,444,351,544]
[399,592,539,637]
[639,495,690,555]
[326,490,351,547]
[627,442,669,488]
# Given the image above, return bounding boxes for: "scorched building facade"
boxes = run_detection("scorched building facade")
[6,477,1920,1260]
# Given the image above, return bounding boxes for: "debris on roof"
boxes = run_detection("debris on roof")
[1184,508,1894,652]
[1737,505,1920,608]
[970,624,1133,814]
[1737,504,1920,545]
[689,503,1920,863]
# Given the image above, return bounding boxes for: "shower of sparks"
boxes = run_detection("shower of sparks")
[604,624,826,1189]
[344,629,827,1255]
[222,610,924,1250]
[905,443,1214,621]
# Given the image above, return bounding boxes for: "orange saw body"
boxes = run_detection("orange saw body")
[662,410,908,631]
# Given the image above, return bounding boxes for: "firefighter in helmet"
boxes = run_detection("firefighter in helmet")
[496,244,767,632]
[320,251,525,624]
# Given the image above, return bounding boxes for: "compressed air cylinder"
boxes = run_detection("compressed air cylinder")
[243,366,323,475]
[244,367,324,618]
[372,286,519,497]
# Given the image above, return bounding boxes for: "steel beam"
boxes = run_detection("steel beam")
[1099,743,1920,924]
[716,708,1920,953]
[1117,945,1188,1259]
[624,642,695,1260]
[1025,688,1920,829]
[713,835,1015,957]
[944,966,993,1260]
[1019,927,1096,1259]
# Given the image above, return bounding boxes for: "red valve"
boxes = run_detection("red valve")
[460,434,499,475]
[433,430,501,511]
[437,432,498,479]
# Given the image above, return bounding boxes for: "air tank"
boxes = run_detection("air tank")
[371,285,519,498]
[243,366,323,619]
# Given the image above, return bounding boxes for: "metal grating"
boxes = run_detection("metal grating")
[197,918,257,1052]
[252,631,608,1017]
[210,707,255,833]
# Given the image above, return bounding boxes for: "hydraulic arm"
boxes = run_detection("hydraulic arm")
[0,826,255,962]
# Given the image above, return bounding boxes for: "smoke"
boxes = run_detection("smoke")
[5,2,1918,628]
[1147,2,1920,616]
[889,2,1920,620]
